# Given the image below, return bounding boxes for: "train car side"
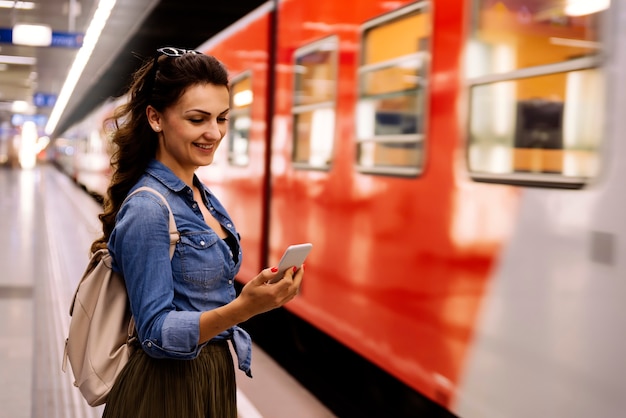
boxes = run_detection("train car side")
[53,99,117,199]
[198,0,505,412]
[267,0,499,408]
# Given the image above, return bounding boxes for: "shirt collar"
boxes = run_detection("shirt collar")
[144,159,213,197]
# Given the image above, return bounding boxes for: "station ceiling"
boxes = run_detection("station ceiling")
[0,0,267,137]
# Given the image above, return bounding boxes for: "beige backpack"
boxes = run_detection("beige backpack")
[62,187,178,406]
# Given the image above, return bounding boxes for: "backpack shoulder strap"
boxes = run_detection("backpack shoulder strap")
[126,186,179,258]
[119,186,179,344]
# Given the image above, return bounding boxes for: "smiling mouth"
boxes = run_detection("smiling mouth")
[194,143,214,150]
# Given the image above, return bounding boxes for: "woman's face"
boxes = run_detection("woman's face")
[148,83,229,179]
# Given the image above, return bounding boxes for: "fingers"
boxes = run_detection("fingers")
[252,265,304,297]
[253,266,281,284]
[292,264,305,285]
[263,265,304,296]
[282,265,304,299]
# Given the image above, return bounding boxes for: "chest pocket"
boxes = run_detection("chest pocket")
[175,232,225,289]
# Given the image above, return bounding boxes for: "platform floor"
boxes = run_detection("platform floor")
[0,164,335,418]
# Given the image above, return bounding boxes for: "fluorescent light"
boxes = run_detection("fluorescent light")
[565,0,610,16]
[0,54,36,65]
[13,24,52,46]
[12,100,30,113]
[0,1,35,9]
[45,0,117,135]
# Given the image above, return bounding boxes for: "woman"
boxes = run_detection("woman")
[92,47,303,417]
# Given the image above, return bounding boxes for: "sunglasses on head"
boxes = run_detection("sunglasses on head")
[142,47,203,96]
[156,47,202,57]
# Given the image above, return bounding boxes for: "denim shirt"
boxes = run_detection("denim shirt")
[108,159,252,377]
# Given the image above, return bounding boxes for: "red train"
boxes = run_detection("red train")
[56,1,626,417]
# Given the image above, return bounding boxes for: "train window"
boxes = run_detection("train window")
[292,37,338,169]
[466,0,608,188]
[228,73,252,166]
[356,2,431,176]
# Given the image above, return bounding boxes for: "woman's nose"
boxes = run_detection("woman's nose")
[203,120,222,140]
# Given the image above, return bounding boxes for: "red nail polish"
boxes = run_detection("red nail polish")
[270,267,278,273]
[292,266,298,273]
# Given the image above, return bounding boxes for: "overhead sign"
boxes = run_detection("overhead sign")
[0,28,11,44]
[33,93,57,108]
[0,28,83,48]
[50,31,84,48]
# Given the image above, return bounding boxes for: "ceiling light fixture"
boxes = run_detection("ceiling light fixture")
[45,0,117,136]
[12,100,30,113]
[12,23,52,46]
[0,54,36,65]
[0,1,35,9]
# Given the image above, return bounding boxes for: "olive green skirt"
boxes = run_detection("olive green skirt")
[102,341,236,418]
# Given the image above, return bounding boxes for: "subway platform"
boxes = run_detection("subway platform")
[0,163,335,418]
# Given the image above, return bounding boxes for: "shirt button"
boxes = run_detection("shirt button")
[187,189,192,194]
[226,223,232,228]
[200,241,205,246]
[228,280,233,284]
[146,341,153,348]
[192,203,197,208]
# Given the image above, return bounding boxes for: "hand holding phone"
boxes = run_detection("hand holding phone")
[268,243,312,284]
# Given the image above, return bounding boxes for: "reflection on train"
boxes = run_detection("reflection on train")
[52,1,626,417]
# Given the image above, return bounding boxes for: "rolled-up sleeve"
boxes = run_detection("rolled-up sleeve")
[109,191,202,360]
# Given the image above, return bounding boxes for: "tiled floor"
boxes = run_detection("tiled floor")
[0,167,35,418]
[0,297,32,418]
[0,166,101,418]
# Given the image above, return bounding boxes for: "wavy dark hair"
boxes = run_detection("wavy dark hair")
[90,50,229,253]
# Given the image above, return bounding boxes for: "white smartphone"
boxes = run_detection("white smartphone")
[268,243,313,283]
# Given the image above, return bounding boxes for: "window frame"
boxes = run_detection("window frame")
[464,2,610,189]
[227,70,253,167]
[291,35,340,171]
[355,1,432,177]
